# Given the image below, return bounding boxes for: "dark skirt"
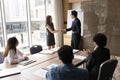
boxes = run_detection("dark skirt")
[46,34,55,46]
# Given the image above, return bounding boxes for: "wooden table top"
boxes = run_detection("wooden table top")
[0,51,86,80]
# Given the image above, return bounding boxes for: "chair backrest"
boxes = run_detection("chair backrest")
[97,59,118,80]
[30,45,42,54]
[0,52,4,64]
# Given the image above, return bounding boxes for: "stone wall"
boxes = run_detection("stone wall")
[81,0,120,56]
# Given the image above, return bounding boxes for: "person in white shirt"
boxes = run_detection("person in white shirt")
[3,37,28,64]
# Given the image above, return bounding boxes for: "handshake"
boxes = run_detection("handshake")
[57,29,66,33]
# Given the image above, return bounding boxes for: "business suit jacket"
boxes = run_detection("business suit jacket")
[66,18,81,49]
[86,47,110,80]
[46,64,89,80]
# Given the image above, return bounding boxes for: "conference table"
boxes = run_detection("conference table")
[0,50,87,80]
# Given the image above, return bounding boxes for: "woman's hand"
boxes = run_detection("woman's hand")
[25,56,29,60]
[61,29,66,33]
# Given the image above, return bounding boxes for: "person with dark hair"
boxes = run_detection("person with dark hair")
[3,37,28,64]
[80,33,110,80]
[45,15,60,50]
[46,45,88,80]
[62,10,81,49]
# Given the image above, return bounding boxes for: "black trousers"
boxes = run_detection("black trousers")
[71,34,81,49]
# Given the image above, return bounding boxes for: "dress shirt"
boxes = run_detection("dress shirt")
[46,64,88,80]
[4,49,25,64]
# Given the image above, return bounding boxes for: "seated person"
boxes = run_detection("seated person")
[46,45,88,80]
[3,37,28,64]
[77,33,110,80]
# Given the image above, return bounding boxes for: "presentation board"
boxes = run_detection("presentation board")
[67,9,84,36]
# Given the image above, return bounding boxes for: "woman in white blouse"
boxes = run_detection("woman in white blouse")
[3,37,28,64]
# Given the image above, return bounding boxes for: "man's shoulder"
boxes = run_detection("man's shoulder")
[49,66,61,73]
[94,47,109,54]
[47,66,88,80]
[75,18,80,22]
[77,68,88,73]
[74,18,81,24]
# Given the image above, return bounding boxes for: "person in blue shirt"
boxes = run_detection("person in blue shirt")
[46,45,89,80]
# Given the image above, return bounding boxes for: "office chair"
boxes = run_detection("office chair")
[97,59,118,80]
[0,52,4,64]
[30,45,42,54]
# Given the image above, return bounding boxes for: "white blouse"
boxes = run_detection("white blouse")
[4,49,26,64]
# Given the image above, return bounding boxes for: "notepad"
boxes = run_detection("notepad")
[33,69,48,78]
[74,54,86,60]
[0,68,21,78]
[19,60,36,66]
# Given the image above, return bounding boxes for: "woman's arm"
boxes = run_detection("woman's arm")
[17,49,29,60]
[46,25,60,33]
[17,49,24,56]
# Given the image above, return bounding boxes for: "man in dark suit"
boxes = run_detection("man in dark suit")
[77,33,110,80]
[63,10,81,49]
[46,45,88,80]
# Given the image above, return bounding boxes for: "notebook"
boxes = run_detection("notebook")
[0,68,21,78]
[19,60,36,66]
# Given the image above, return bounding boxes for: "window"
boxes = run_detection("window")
[4,0,29,50]
[0,2,4,50]
[0,0,53,52]
[46,0,52,15]
[35,0,44,7]
[30,0,46,48]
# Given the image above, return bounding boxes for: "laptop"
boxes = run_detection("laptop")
[19,60,36,66]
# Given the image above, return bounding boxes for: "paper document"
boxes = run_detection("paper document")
[0,68,21,78]
[50,47,60,52]
[74,54,86,60]
[33,69,48,78]
[39,50,55,54]
[39,47,60,54]
[73,49,80,53]
[32,53,44,59]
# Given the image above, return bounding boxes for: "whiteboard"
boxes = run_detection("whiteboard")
[67,10,84,36]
